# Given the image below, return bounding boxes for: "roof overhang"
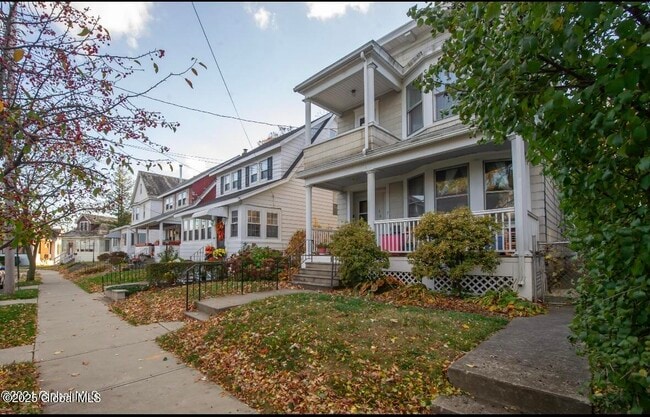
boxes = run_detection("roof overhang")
[192,206,229,219]
[294,42,404,115]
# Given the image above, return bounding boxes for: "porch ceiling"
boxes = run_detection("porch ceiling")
[314,141,511,191]
[311,69,398,115]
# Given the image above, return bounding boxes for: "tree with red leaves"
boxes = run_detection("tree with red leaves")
[0,2,203,292]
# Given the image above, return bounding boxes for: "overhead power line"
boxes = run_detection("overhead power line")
[191,2,253,149]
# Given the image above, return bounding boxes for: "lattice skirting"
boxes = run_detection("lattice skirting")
[381,270,515,295]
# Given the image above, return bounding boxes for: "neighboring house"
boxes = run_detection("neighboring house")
[293,20,562,300]
[36,228,63,265]
[114,171,184,257]
[129,166,218,261]
[175,114,339,259]
[60,215,118,263]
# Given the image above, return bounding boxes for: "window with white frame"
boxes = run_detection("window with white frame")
[484,160,514,209]
[165,197,174,210]
[223,175,231,192]
[79,221,89,231]
[260,159,270,180]
[207,219,213,239]
[183,219,189,241]
[406,81,423,135]
[231,210,238,237]
[247,210,261,237]
[435,165,469,212]
[134,207,140,221]
[266,212,279,238]
[249,164,258,184]
[231,172,239,190]
[194,219,200,240]
[433,71,457,121]
[200,219,206,240]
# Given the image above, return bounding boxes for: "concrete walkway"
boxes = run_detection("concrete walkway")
[0,298,37,306]
[35,270,255,414]
[0,345,34,365]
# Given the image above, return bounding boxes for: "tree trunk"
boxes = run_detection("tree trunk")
[24,243,37,281]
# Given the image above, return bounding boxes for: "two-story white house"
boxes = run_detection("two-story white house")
[175,114,339,259]
[293,20,563,300]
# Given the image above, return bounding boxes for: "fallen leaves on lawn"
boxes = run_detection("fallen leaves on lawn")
[0,304,37,349]
[0,362,42,414]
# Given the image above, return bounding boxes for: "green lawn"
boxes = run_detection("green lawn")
[17,280,41,287]
[0,362,42,414]
[159,292,508,413]
[0,304,37,349]
[0,289,38,301]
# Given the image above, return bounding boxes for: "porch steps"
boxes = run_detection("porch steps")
[292,262,339,290]
[432,306,592,414]
[545,289,579,306]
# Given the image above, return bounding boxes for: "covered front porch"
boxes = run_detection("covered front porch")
[132,214,182,259]
[299,135,542,299]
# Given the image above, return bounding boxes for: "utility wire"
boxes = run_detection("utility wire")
[191,1,253,149]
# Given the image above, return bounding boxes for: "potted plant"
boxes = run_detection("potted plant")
[316,242,329,255]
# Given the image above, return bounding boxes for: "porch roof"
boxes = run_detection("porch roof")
[294,41,404,115]
[131,211,181,229]
[298,125,510,190]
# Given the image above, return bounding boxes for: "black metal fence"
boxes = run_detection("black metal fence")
[101,262,149,291]
[184,257,290,310]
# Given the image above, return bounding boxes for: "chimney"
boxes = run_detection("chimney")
[179,164,183,180]
[242,149,248,156]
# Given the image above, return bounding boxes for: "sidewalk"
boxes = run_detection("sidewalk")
[35,270,255,414]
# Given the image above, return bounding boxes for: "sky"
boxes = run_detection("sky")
[71,2,425,179]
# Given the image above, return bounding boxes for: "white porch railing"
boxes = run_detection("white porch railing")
[373,208,517,255]
[312,228,336,252]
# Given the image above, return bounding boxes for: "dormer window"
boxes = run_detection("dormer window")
[165,197,174,211]
[224,175,231,192]
[177,191,187,207]
[79,221,89,231]
[260,157,273,180]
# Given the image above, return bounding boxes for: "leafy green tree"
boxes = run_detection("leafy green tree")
[409,2,649,412]
[108,167,134,227]
[408,208,499,296]
[329,220,389,288]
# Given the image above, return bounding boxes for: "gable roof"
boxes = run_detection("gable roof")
[139,171,184,197]
[80,214,117,225]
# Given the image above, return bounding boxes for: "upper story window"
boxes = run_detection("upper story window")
[223,175,231,192]
[165,197,174,211]
[406,82,423,135]
[485,160,514,209]
[249,164,258,184]
[231,170,242,190]
[79,221,89,231]
[434,72,457,121]
[435,165,469,212]
[177,191,187,207]
[260,157,272,180]
[134,207,140,221]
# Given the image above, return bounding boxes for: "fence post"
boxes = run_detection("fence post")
[240,261,244,294]
[185,269,189,310]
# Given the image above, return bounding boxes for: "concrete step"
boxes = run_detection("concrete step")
[302,263,337,272]
[196,301,221,316]
[184,310,211,322]
[545,295,577,306]
[293,273,339,284]
[291,282,337,291]
[431,394,521,414]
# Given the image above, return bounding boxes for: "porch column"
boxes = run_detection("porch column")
[367,170,376,230]
[346,191,353,222]
[511,135,529,288]
[363,62,376,152]
[305,185,313,254]
[159,222,164,245]
[304,99,312,147]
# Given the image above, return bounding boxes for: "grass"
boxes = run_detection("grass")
[17,279,41,287]
[0,289,38,301]
[0,362,42,414]
[158,292,508,414]
[110,280,280,325]
[0,304,37,349]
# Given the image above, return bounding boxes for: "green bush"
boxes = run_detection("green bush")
[473,289,546,317]
[158,246,180,263]
[329,220,389,288]
[146,261,192,287]
[407,207,499,296]
[226,245,284,281]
